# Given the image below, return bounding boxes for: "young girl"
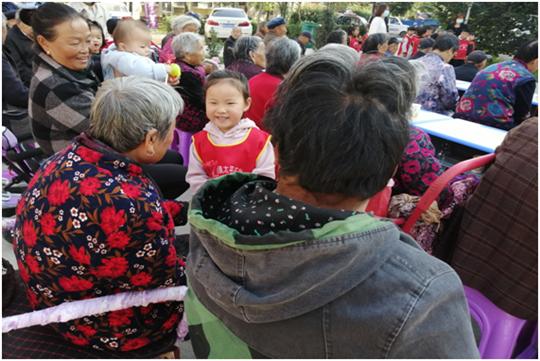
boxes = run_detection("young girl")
[88,20,106,81]
[186,70,275,192]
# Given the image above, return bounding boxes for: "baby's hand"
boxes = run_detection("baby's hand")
[167,76,180,86]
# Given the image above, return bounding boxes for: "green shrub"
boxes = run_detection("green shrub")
[206,28,223,59]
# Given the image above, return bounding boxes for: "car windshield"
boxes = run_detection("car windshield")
[212,9,245,18]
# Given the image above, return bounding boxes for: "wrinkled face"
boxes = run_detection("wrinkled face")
[119,27,151,57]
[184,39,205,66]
[151,121,176,163]
[181,23,199,34]
[89,26,103,54]
[231,28,242,39]
[274,24,287,37]
[377,41,389,54]
[250,42,266,68]
[206,81,251,132]
[37,17,91,71]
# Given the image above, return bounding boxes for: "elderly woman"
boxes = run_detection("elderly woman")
[226,36,266,80]
[159,14,201,63]
[13,77,187,356]
[184,53,479,358]
[319,43,361,65]
[171,32,208,165]
[30,3,99,156]
[29,3,188,199]
[245,37,301,129]
[358,33,388,66]
[326,29,348,45]
[414,34,459,115]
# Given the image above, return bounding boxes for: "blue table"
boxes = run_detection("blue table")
[412,114,507,153]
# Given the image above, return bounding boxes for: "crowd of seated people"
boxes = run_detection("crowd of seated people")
[1,2,537,358]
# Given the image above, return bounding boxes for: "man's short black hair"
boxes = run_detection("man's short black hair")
[515,39,538,63]
[433,33,459,52]
[265,54,410,200]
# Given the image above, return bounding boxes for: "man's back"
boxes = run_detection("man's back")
[454,63,478,82]
[186,174,480,358]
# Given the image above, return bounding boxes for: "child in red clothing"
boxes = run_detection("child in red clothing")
[451,31,476,67]
[397,26,421,58]
[186,70,275,192]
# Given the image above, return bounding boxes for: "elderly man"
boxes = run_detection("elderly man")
[223,27,242,68]
[263,16,287,45]
[4,3,37,86]
[296,31,313,56]
[454,50,488,82]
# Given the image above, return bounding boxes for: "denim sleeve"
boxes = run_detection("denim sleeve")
[440,65,459,111]
[387,270,480,358]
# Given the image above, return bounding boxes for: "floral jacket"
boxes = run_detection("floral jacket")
[13,133,187,352]
[415,52,459,115]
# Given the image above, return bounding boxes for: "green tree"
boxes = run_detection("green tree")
[206,29,223,59]
[418,2,538,56]
[389,3,415,16]
[315,3,337,48]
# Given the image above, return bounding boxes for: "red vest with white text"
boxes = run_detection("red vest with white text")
[192,128,271,179]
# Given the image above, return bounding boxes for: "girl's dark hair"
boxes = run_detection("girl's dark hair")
[374,4,387,17]
[515,39,538,63]
[326,29,347,45]
[32,3,87,49]
[433,33,459,52]
[204,70,250,101]
[362,33,388,53]
[265,53,409,200]
[88,19,106,49]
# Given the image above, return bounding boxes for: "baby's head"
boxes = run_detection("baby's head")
[204,70,251,132]
[113,19,152,57]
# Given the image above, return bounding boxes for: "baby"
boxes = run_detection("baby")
[186,70,275,192]
[101,19,179,84]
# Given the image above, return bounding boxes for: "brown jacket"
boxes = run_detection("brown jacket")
[451,117,538,320]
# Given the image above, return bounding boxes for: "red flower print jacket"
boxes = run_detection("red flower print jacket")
[13,133,188,352]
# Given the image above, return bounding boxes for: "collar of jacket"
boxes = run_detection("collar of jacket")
[188,173,403,322]
[35,51,99,89]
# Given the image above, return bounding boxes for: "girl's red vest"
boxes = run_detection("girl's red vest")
[192,128,271,178]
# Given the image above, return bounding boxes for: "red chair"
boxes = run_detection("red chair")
[401,153,496,234]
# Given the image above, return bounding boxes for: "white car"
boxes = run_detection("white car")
[204,8,252,39]
[388,16,409,37]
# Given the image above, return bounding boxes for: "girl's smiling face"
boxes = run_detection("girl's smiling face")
[205,80,251,132]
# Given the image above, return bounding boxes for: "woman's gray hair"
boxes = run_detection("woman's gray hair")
[364,57,417,120]
[318,43,360,65]
[172,32,203,60]
[170,14,201,34]
[233,36,263,62]
[88,77,184,153]
[266,37,301,76]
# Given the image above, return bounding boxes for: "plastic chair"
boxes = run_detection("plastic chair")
[464,286,528,359]
[515,325,538,359]
[401,153,496,234]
